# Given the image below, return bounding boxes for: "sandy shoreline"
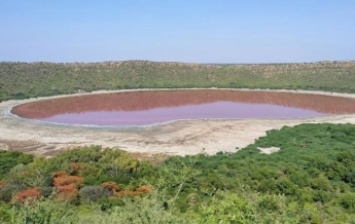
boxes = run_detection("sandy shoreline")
[1,88,355,157]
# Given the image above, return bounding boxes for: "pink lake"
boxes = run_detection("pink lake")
[11,90,355,126]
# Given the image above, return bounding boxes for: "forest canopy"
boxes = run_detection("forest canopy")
[0,123,355,223]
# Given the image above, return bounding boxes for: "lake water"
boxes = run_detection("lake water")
[11,90,355,126]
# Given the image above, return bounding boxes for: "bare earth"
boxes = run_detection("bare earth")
[1,88,355,157]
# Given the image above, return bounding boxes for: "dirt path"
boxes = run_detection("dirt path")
[1,89,355,157]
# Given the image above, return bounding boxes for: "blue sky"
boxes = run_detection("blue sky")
[1,0,354,63]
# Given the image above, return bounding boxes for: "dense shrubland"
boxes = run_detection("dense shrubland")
[0,123,355,223]
[1,61,355,101]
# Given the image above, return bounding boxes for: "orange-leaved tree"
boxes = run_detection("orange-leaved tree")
[53,171,83,188]
[54,184,78,202]
[13,188,42,204]
[101,181,120,195]
[52,170,83,202]
[115,185,152,198]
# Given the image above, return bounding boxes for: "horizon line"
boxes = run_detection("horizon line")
[1,59,355,65]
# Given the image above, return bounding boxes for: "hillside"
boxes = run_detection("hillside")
[1,60,355,101]
[1,123,355,223]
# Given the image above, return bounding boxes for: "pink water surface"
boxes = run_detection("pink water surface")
[40,101,323,126]
[13,89,355,127]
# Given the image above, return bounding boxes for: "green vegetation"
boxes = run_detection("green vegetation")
[1,123,355,223]
[1,60,355,101]
[0,151,33,179]
[1,60,354,222]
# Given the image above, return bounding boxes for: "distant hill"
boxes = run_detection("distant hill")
[1,60,355,101]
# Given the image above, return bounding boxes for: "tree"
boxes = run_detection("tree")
[13,188,42,204]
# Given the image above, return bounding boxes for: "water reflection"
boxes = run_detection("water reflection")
[11,90,355,125]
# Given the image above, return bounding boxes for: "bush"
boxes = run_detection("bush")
[0,185,18,203]
[340,193,355,212]
[40,187,53,198]
[79,186,110,202]
[13,200,77,224]
[258,195,280,212]
[101,182,120,195]
[0,203,11,223]
[0,150,33,179]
